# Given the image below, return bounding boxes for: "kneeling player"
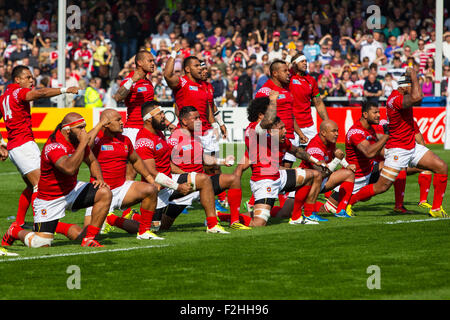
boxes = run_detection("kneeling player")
[3,113,112,248]
[84,109,161,240]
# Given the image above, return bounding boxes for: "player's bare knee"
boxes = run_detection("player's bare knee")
[435,159,448,175]
[144,183,158,197]
[344,168,355,181]
[96,186,112,203]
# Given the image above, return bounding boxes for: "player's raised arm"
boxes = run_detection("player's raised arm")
[402,68,423,109]
[25,86,80,101]
[113,64,146,103]
[260,90,279,129]
[164,42,182,89]
[356,134,389,159]
[54,127,90,176]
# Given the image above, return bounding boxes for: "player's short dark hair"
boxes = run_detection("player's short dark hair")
[178,106,198,119]
[271,116,282,127]
[141,100,162,118]
[183,56,200,72]
[362,100,378,113]
[135,50,151,66]
[269,59,286,76]
[11,65,30,82]
[247,97,270,122]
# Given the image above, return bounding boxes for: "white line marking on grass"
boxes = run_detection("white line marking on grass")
[385,218,449,225]
[0,244,169,263]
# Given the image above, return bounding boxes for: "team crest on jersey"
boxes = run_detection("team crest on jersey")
[267,187,272,192]
[189,85,198,91]
[41,209,47,216]
[137,87,147,92]
[394,155,399,160]
[182,144,193,151]
[101,145,114,151]
[155,143,163,151]
[124,145,128,152]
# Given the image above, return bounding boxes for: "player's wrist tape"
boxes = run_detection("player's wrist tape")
[327,157,342,171]
[341,159,349,168]
[309,156,321,165]
[170,51,177,59]
[143,106,163,121]
[62,118,86,130]
[214,111,224,126]
[60,87,67,94]
[155,172,179,190]
[217,158,235,166]
[123,78,134,90]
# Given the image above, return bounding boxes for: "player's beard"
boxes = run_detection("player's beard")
[152,118,166,131]
[68,130,79,146]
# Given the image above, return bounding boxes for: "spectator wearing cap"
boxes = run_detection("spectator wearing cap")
[358,33,383,64]
[268,31,283,50]
[285,31,300,50]
[304,35,320,62]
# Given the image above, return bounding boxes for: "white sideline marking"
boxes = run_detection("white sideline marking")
[0,244,169,262]
[385,218,449,225]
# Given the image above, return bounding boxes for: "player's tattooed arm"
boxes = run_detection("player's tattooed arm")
[402,67,423,109]
[260,90,279,129]
[312,96,329,121]
[170,162,186,174]
[113,68,146,102]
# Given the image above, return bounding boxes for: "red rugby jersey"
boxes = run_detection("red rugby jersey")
[135,127,172,177]
[173,75,212,134]
[255,79,295,139]
[300,134,336,169]
[386,90,415,150]
[167,128,204,173]
[244,121,292,181]
[38,130,91,200]
[91,134,134,189]
[0,83,33,150]
[289,74,320,128]
[345,120,379,178]
[120,71,154,129]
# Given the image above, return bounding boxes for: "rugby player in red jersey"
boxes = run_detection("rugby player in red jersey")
[289,52,329,145]
[163,106,251,230]
[0,65,79,236]
[292,120,356,221]
[238,92,326,226]
[2,113,112,248]
[130,101,229,234]
[322,102,389,215]
[83,109,162,240]
[347,68,448,217]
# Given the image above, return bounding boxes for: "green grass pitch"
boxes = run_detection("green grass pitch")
[0,144,449,300]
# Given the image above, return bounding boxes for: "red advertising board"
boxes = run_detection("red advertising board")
[318,107,446,144]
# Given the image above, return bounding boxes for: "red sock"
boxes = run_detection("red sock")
[337,181,355,212]
[139,208,154,234]
[393,170,407,208]
[324,190,332,199]
[292,186,310,220]
[270,206,282,217]
[11,223,24,239]
[85,225,100,239]
[418,172,432,203]
[278,193,288,207]
[349,184,375,205]
[121,207,132,217]
[15,188,32,226]
[107,214,125,229]
[206,216,218,229]
[315,201,325,212]
[228,189,242,224]
[303,203,315,217]
[239,213,252,226]
[248,194,255,206]
[431,174,448,210]
[217,213,231,222]
[217,191,227,202]
[55,222,74,237]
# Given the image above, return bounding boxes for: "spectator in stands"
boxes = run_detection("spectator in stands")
[382,73,398,98]
[422,75,434,97]
[364,73,383,104]
[84,77,103,108]
[358,34,383,64]
[237,66,253,108]
[304,35,320,62]
[404,30,419,53]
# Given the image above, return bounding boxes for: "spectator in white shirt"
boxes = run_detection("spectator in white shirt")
[443,33,450,65]
[358,34,383,64]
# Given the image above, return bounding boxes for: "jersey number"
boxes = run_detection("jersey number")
[2,96,12,120]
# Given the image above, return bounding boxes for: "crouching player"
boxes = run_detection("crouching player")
[84,109,161,240]
[242,93,326,226]
[161,106,251,230]
[291,120,356,222]
[3,113,112,248]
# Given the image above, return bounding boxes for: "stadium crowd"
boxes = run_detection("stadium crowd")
[0,0,450,108]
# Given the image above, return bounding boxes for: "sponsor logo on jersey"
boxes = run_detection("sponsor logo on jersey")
[101,145,114,151]
[189,86,198,91]
[155,143,163,151]
[277,94,285,99]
